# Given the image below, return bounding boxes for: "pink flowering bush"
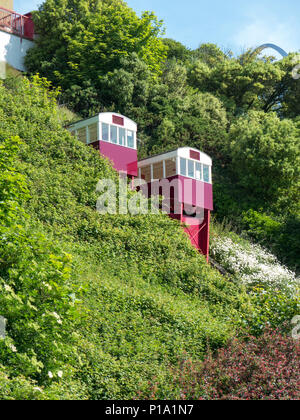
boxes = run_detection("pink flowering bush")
[139,329,300,400]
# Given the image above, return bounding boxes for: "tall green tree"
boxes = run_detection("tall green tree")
[192,43,229,67]
[188,55,284,117]
[273,54,300,119]
[100,53,152,113]
[25,0,167,115]
[142,60,228,156]
[187,49,300,119]
[228,111,300,205]
[162,38,192,62]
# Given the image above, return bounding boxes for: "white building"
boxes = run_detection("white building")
[0,1,34,78]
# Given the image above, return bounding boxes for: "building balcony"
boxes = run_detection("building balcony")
[0,6,34,40]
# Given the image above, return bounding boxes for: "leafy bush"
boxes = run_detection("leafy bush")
[211,235,299,296]
[0,365,89,400]
[140,328,300,400]
[0,135,28,225]
[228,111,300,205]
[246,288,299,335]
[0,223,79,380]
[0,71,298,399]
[210,230,299,332]
[0,368,47,400]
[25,0,167,115]
[0,132,82,389]
[0,75,254,399]
[242,210,300,272]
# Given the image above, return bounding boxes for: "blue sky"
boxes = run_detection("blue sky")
[15,0,300,54]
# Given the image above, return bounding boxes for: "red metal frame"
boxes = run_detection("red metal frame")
[82,116,213,261]
[185,223,207,247]
[145,179,212,261]
[0,7,34,40]
[183,213,210,261]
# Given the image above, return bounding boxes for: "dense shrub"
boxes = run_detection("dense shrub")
[0,75,253,399]
[211,235,298,295]
[140,329,300,400]
[210,228,299,333]
[0,135,28,224]
[25,0,167,115]
[0,131,86,397]
[242,210,300,272]
[24,1,300,266]
[0,73,298,399]
[228,111,300,205]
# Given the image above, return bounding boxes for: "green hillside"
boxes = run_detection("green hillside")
[25,0,300,271]
[0,76,256,399]
[0,0,299,400]
[0,73,298,400]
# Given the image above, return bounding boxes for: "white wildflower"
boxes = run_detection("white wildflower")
[52,312,63,325]
[211,236,299,296]
[9,344,17,353]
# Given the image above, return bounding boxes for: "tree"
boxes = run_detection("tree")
[228,111,300,203]
[100,53,152,113]
[162,38,192,62]
[145,61,228,157]
[25,0,167,116]
[187,49,300,120]
[188,54,285,117]
[192,43,229,67]
[272,54,300,119]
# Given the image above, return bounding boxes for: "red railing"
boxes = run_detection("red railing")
[0,7,34,40]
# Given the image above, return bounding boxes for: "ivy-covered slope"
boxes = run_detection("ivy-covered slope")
[0,76,253,399]
[24,0,300,272]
